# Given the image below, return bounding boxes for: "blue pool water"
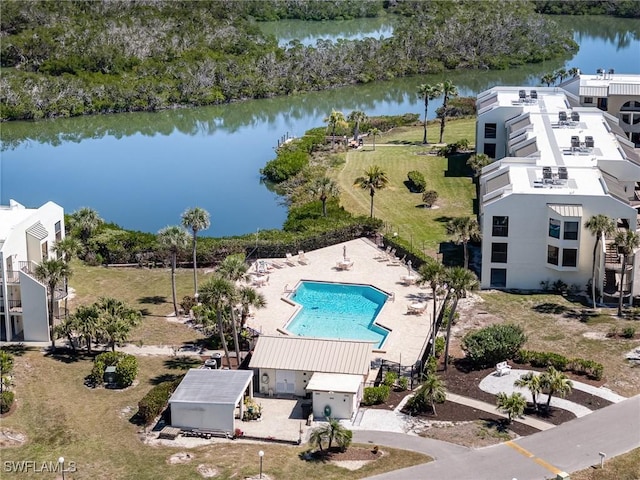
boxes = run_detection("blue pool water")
[286,281,389,348]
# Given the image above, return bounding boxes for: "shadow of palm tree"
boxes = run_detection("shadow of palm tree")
[164,356,202,370]
[138,295,167,304]
[533,303,568,314]
[149,372,183,386]
[0,344,29,356]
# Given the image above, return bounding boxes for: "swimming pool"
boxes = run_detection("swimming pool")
[285,281,390,348]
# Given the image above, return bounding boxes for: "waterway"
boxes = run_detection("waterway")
[1,15,638,237]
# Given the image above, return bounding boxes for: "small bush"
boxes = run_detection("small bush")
[606,326,618,338]
[461,323,526,368]
[383,371,398,387]
[424,356,438,376]
[422,190,438,207]
[435,337,445,358]
[622,326,636,338]
[407,171,426,193]
[362,385,390,405]
[516,349,604,380]
[90,351,138,388]
[397,376,409,391]
[115,354,138,387]
[138,376,183,426]
[0,391,14,414]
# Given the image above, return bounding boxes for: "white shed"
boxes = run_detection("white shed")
[306,372,363,420]
[169,369,253,434]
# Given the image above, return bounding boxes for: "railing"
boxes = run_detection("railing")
[0,270,20,284]
[8,299,22,311]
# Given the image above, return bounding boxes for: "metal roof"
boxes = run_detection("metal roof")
[25,221,48,240]
[306,372,362,393]
[609,83,640,96]
[169,369,253,405]
[548,204,583,218]
[249,336,372,376]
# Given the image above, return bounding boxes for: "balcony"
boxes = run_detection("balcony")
[8,299,23,313]
[0,270,21,285]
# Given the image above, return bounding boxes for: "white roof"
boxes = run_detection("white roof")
[169,369,253,406]
[306,372,362,394]
[0,200,32,243]
[249,335,372,376]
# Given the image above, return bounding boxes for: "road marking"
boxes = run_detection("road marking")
[505,441,562,475]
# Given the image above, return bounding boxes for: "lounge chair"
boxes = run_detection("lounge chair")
[285,253,297,267]
[298,250,310,265]
[270,260,285,269]
[374,246,391,260]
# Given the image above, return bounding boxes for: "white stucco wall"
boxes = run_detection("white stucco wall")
[257,368,313,397]
[311,391,355,420]
[170,402,235,432]
[20,272,50,342]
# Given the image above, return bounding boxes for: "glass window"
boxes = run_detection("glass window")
[549,218,560,239]
[563,221,579,240]
[492,216,509,237]
[491,243,508,263]
[584,97,593,104]
[621,113,631,124]
[484,143,496,158]
[484,123,497,139]
[547,245,559,265]
[490,269,507,288]
[55,221,62,241]
[562,248,577,267]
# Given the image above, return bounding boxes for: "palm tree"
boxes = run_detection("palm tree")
[34,258,72,349]
[613,230,640,316]
[438,80,458,143]
[68,207,103,246]
[568,67,580,78]
[94,297,141,352]
[70,304,100,354]
[585,215,616,308]
[157,226,190,318]
[514,371,542,411]
[412,373,447,415]
[54,316,78,353]
[354,165,389,218]
[443,266,480,370]
[368,127,381,150]
[217,254,250,362]
[540,366,573,409]
[496,392,527,423]
[181,207,211,297]
[447,216,480,269]
[417,257,447,357]
[52,236,82,319]
[309,177,340,217]
[417,83,442,144]
[347,110,367,141]
[238,286,266,328]
[324,109,347,148]
[541,72,556,87]
[199,276,236,367]
[554,68,568,83]
[466,153,491,179]
[309,418,352,452]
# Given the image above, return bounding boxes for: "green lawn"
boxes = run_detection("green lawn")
[336,119,477,256]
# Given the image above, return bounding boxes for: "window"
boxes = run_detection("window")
[584,97,593,104]
[484,123,497,139]
[484,143,496,158]
[490,269,507,288]
[492,216,509,237]
[41,241,48,260]
[562,248,577,267]
[549,218,560,239]
[597,97,608,111]
[622,113,631,124]
[491,243,508,263]
[547,245,559,265]
[563,221,579,240]
[55,221,62,242]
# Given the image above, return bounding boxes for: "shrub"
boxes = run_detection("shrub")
[397,376,409,391]
[422,190,438,207]
[90,351,138,388]
[362,385,390,405]
[424,355,438,376]
[115,354,138,387]
[435,337,445,358]
[516,350,604,380]
[383,371,398,387]
[0,391,14,414]
[138,376,183,426]
[461,323,526,368]
[407,171,426,193]
[622,326,636,338]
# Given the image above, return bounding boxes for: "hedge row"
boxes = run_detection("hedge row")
[513,349,604,380]
[362,385,390,405]
[137,376,184,426]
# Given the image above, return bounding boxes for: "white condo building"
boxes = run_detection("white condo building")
[0,200,67,342]
[476,80,640,304]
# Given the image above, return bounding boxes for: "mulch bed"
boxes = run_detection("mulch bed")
[308,446,383,462]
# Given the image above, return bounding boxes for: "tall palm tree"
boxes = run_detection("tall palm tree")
[496,392,527,423]
[585,215,616,308]
[199,276,236,367]
[540,366,573,409]
[438,80,458,143]
[69,207,103,246]
[158,226,190,318]
[347,110,367,140]
[443,266,479,370]
[181,207,211,297]
[541,72,556,87]
[447,216,480,269]
[418,257,447,357]
[354,165,389,218]
[417,83,441,144]
[94,297,141,352]
[613,230,640,316]
[554,68,568,83]
[217,255,250,362]
[52,236,82,319]
[238,286,267,328]
[324,109,347,148]
[34,258,72,349]
[514,371,542,411]
[70,304,100,354]
[310,177,340,217]
[568,67,580,78]
[368,127,381,150]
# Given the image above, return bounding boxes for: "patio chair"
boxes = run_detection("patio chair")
[374,246,391,260]
[298,250,310,265]
[285,253,297,267]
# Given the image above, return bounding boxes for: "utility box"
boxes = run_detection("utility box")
[104,366,117,385]
[556,473,570,480]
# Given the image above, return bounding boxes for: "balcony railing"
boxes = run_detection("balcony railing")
[8,299,22,312]
[0,270,21,284]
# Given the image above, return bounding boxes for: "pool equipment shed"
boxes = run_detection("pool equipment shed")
[249,335,372,397]
[169,369,253,434]
[306,372,363,420]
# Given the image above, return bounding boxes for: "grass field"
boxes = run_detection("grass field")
[571,447,640,480]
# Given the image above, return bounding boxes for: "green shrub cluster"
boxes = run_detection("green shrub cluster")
[0,391,14,414]
[514,350,604,380]
[261,144,310,183]
[397,376,409,391]
[383,371,398,387]
[434,337,445,358]
[362,385,390,405]
[90,351,138,388]
[622,326,636,338]
[138,376,183,426]
[461,323,527,368]
[407,171,426,193]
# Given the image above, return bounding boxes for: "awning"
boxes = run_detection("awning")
[548,204,583,218]
[26,221,48,240]
[306,372,362,394]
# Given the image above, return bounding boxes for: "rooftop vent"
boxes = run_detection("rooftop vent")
[530,90,538,100]
[559,111,567,123]
[596,68,604,74]
[558,167,568,181]
[571,136,580,148]
[608,68,615,75]
[519,90,526,101]
[585,136,594,148]
[543,166,553,183]
[571,111,580,122]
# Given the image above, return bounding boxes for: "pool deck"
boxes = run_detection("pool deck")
[240,237,435,366]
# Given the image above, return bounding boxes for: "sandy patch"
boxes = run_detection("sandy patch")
[583,331,607,340]
[167,452,195,464]
[331,460,372,470]
[197,464,219,478]
[0,428,27,447]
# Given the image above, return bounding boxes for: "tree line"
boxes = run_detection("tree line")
[1,0,576,120]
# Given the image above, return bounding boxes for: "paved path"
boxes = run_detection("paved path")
[363,395,640,480]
